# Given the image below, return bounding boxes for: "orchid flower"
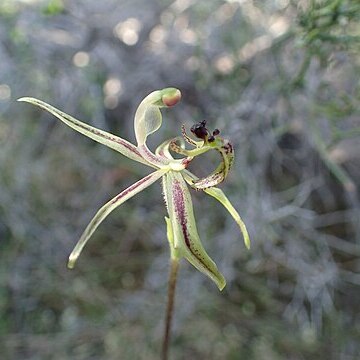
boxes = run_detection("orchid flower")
[18,88,250,291]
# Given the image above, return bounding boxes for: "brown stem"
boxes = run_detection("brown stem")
[162,258,180,360]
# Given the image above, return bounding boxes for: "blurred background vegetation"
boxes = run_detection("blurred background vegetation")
[0,0,359,359]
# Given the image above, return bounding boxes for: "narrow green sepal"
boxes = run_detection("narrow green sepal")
[134,88,181,146]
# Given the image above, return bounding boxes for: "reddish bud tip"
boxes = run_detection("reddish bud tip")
[162,89,181,107]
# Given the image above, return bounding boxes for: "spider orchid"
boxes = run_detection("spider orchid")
[18,88,249,291]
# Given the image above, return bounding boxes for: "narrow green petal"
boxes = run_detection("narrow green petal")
[18,97,150,166]
[204,187,251,249]
[68,169,167,269]
[137,143,172,168]
[183,170,250,249]
[163,172,226,290]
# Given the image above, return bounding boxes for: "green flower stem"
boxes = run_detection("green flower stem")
[162,257,180,360]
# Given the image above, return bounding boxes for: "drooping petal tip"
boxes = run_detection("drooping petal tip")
[18,97,33,103]
[66,169,167,270]
[67,254,77,269]
[161,88,181,107]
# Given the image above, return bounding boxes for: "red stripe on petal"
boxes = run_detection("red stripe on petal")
[111,172,158,205]
[172,180,191,248]
[172,180,214,274]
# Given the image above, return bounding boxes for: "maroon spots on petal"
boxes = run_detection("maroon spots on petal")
[181,158,192,168]
[140,145,169,166]
[172,180,191,248]
[223,141,233,154]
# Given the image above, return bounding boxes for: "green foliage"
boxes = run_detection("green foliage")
[42,0,65,16]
